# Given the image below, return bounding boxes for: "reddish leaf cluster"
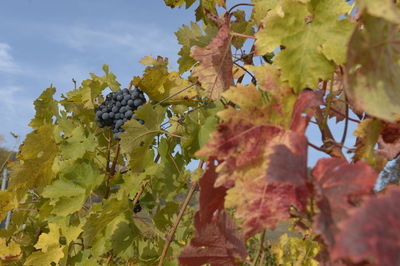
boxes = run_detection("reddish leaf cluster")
[179,161,247,265]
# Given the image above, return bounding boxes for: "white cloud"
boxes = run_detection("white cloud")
[56,22,178,58]
[0,86,33,117]
[0,43,20,73]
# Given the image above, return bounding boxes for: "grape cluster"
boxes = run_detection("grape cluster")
[95,88,146,139]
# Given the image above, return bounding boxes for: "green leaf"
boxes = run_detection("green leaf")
[120,104,166,165]
[60,127,97,160]
[175,22,218,73]
[29,86,59,129]
[345,14,400,122]
[255,0,354,91]
[231,10,255,50]
[251,0,278,25]
[133,57,198,105]
[24,246,64,266]
[359,0,400,24]
[9,125,58,199]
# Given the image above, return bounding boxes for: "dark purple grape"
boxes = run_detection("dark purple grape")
[123,95,131,101]
[112,106,119,113]
[115,120,124,129]
[121,100,127,106]
[127,99,134,107]
[131,90,139,98]
[109,112,114,119]
[116,102,121,107]
[138,119,144,125]
[134,99,143,107]
[120,106,126,113]
[125,110,133,119]
[122,88,129,94]
[101,113,109,120]
[96,110,102,117]
[117,95,123,101]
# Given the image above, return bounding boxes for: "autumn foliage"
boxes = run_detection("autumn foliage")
[1,0,400,265]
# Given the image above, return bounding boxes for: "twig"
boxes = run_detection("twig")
[104,144,120,199]
[230,32,256,39]
[233,62,256,84]
[330,107,360,123]
[158,182,198,266]
[227,3,255,15]
[308,141,326,153]
[157,160,203,265]
[72,78,77,89]
[340,103,349,147]
[314,107,346,159]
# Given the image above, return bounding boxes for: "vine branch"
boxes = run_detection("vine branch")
[158,160,204,266]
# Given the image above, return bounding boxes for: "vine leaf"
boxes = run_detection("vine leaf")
[344,14,400,122]
[359,0,400,24]
[24,246,64,266]
[251,0,278,25]
[352,118,386,170]
[230,10,255,49]
[312,158,378,247]
[175,22,217,73]
[0,239,21,261]
[332,186,400,265]
[9,125,58,200]
[120,104,165,169]
[133,56,197,105]
[255,0,354,91]
[0,191,16,221]
[179,162,247,265]
[375,121,400,160]
[197,88,320,237]
[190,14,234,100]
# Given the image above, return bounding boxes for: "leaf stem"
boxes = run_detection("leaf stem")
[230,32,256,39]
[340,103,349,147]
[227,3,255,15]
[155,83,196,106]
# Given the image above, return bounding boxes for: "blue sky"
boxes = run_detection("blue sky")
[0,0,358,166]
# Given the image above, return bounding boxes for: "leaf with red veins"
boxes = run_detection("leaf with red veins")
[179,210,247,266]
[332,186,400,266]
[312,158,378,247]
[190,14,234,100]
[290,90,324,133]
[223,130,309,238]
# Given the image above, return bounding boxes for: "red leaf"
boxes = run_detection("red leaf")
[236,131,309,237]
[312,158,378,247]
[190,14,234,100]
[376,121,400,160]
[198,159,227,224]
[290,90,324,133]
[179,162,247,265]
[332,186,400,266]
[179,210,247,266]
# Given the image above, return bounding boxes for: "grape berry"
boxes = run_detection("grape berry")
[95,88,146,139]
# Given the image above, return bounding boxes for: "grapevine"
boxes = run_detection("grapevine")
[0,1,400,265]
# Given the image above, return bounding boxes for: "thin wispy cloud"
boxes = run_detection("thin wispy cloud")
[57,22,179,58]
[0,43,20,73]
